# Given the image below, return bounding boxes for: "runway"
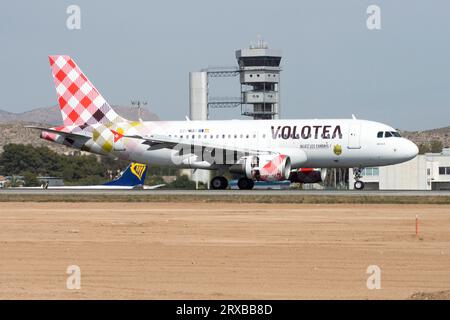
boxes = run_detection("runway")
[1,189,450,196]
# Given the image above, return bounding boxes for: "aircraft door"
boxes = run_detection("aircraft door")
[347,123,361,149]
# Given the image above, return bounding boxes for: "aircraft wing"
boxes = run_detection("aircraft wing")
[123,133,275,156]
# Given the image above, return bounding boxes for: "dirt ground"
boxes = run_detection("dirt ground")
[0,202,449,299]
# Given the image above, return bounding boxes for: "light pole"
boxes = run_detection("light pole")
[131,100,148,122]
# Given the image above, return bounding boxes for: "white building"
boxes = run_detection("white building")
[349,148,450,190]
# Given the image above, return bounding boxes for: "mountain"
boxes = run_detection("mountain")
[0,105,159,125]
[0,109,18,123]
[0,122,71,154]
[401,126,450,149]
[0,106,160,154]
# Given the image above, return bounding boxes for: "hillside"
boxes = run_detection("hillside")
[0,105,159,126]
[401,126,450,149]
[0,123,74,154]
[0,106,160,153]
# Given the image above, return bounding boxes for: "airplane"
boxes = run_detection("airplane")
[27,55,419,190]
[16,163,164,190]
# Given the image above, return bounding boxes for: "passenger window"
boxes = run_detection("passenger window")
[385,132,392,138]
[377,131,383,138]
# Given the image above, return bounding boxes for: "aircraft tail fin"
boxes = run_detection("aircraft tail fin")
[48,55,126,127]
[103,163,148,187]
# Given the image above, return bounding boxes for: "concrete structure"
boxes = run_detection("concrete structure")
[37,176,64,187]
[0,177,6,188]
[236,39,282,119]
[189,72,208,120]
[186,72,210,187]
[189,38,282,121]
[349,148,450,190]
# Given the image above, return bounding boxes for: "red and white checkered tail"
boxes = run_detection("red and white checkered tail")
[48,55,125,127]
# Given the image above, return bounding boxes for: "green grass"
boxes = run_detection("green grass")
[1,194,450,204]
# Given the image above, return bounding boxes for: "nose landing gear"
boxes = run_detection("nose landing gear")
[353,167,365,190]
[354,180,365,190]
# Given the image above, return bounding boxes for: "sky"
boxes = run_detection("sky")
[1,0,449,130]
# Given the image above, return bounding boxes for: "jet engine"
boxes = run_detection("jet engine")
[230,154,291,182]
[289,168,327,184]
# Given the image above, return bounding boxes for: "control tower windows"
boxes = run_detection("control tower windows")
[239,56,281,67]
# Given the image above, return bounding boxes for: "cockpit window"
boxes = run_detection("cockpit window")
[379,131,401,138]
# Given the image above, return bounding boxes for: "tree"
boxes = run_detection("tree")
[23,171,40,187]
[430,140,443,153]
[0,143,126,185]
[8,175,22,187]
[146,175,166,186]
[418,143,431,154]
[166,175,196,189]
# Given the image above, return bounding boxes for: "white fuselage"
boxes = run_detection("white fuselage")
[109,119,418,169]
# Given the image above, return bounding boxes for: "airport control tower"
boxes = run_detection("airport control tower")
[236,39,282,119]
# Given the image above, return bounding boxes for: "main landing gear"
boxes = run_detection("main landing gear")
[210,176,228,190]
[210,176,255,190]
[211,176,255,190]
[237,177,254,190]
[353,167,365,190]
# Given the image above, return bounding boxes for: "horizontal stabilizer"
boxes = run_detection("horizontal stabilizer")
[25,125,90,140]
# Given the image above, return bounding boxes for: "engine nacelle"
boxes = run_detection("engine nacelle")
[237,154,292,181]
[289,168,327,184]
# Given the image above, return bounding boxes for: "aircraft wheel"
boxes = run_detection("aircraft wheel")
[211,176,228,190]
[237,177,255,190]
[354,180,365,190]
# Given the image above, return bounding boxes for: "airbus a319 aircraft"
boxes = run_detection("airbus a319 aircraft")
[28,56,418,190]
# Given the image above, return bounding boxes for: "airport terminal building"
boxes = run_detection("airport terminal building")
[349,148,450,190]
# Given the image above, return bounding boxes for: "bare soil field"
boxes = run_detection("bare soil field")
[0,202,449,299]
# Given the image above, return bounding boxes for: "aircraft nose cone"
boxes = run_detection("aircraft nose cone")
[402,140,419,160]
